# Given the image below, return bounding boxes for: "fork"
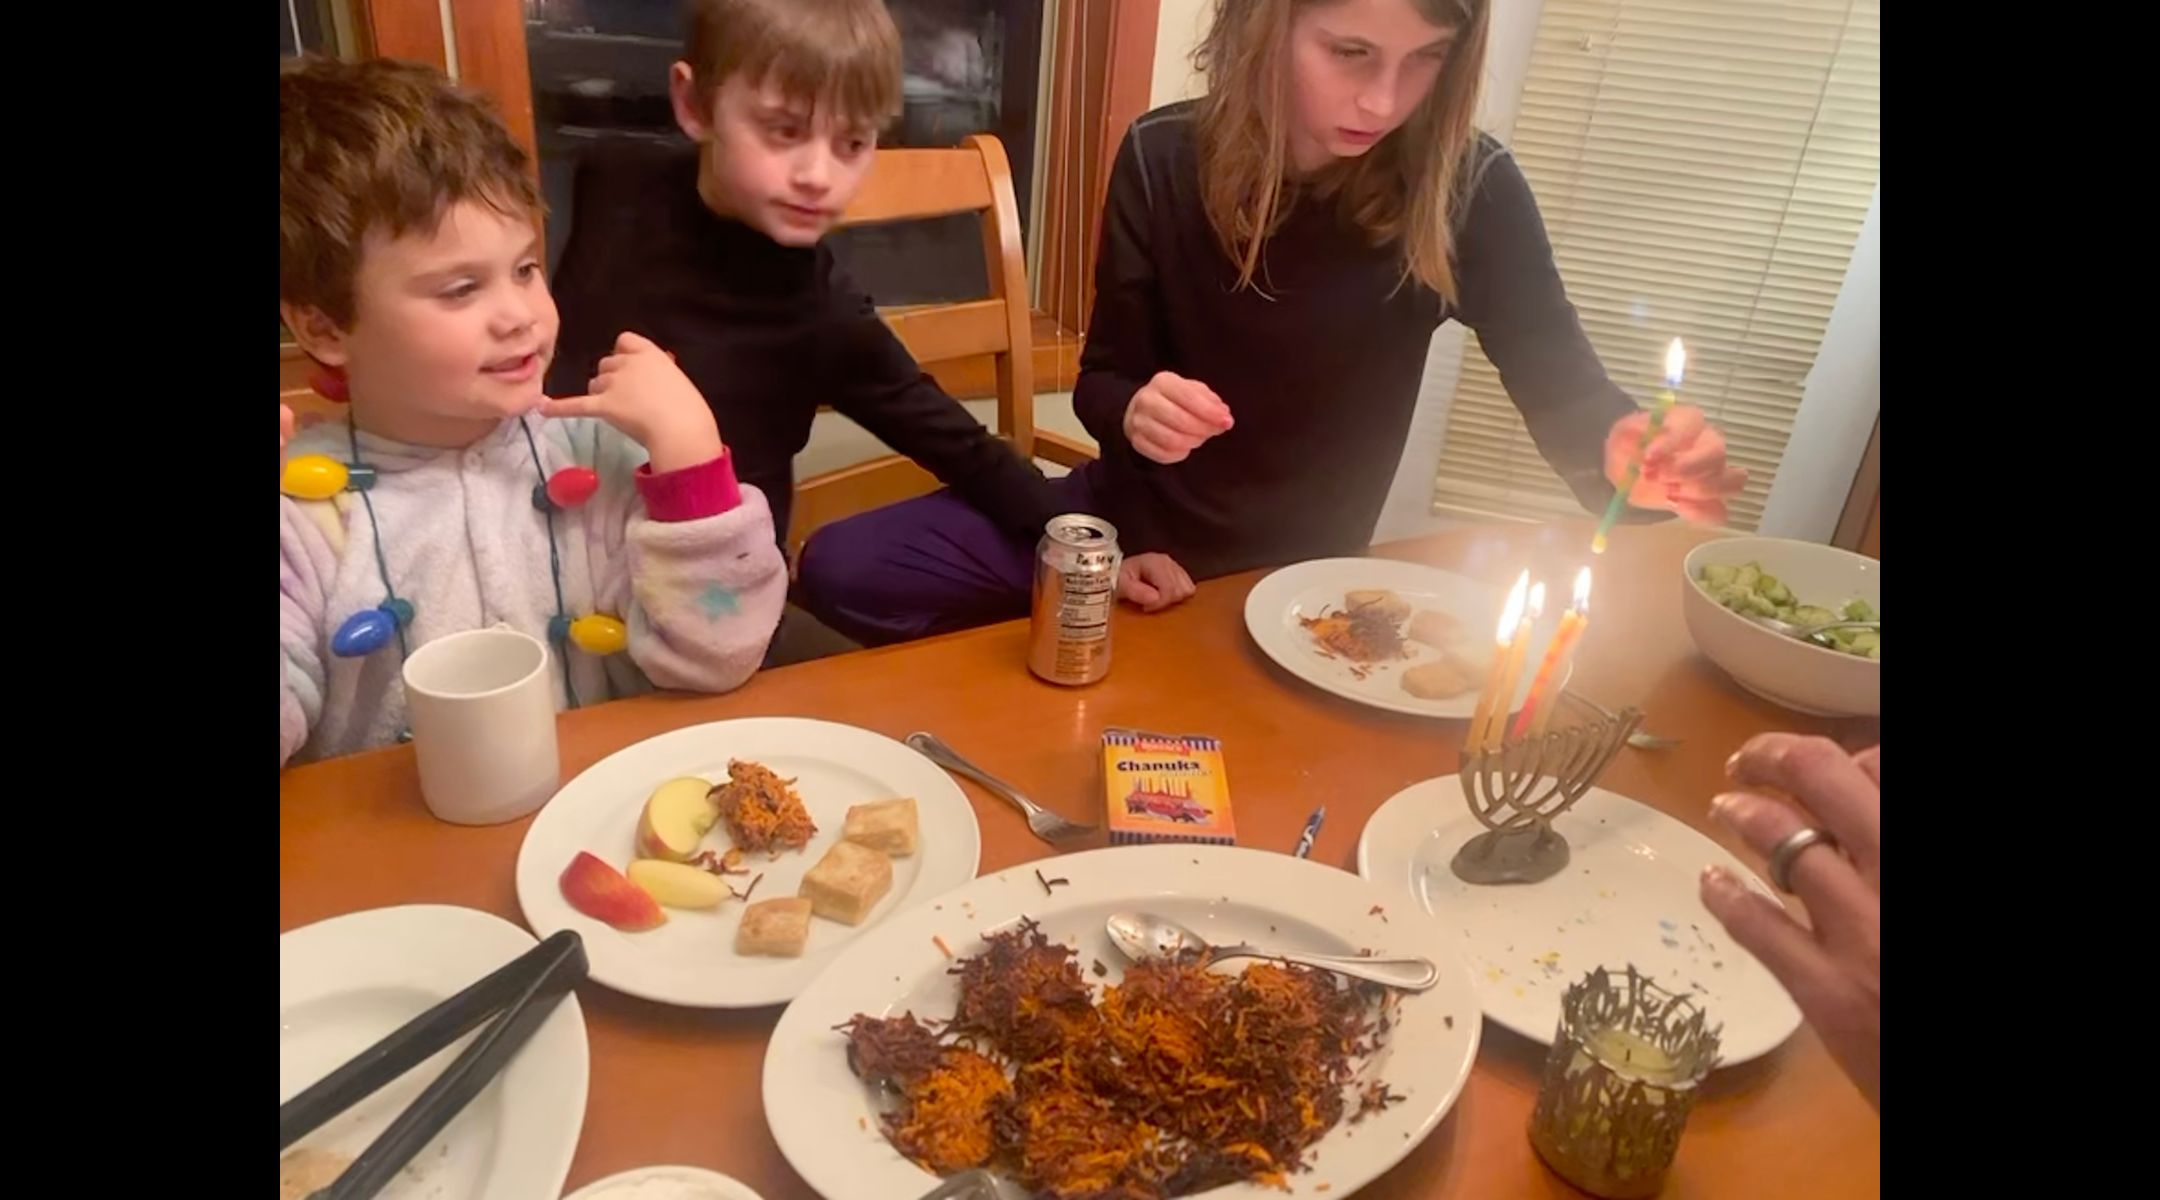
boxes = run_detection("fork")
[1560,690,1681,751]
[914,1168,1027,1200]
[907,731,1098,844]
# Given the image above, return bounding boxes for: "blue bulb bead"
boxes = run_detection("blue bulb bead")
[548,614,571,643]
[331,608,397,657]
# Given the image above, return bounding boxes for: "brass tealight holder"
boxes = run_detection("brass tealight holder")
[1529,965,1722,1199]
[1453,704,1642,885]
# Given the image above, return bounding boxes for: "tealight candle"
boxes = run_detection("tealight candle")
[1529,965,1722,1199]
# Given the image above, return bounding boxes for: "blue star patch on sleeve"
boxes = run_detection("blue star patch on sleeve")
[697,581,742,620]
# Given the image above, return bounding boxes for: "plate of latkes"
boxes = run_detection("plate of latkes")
[515,718,980,1008]
[763,844,1481,1200]
[1244,557,1572,719]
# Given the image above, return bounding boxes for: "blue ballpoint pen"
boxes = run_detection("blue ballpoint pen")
[1292,804,1326,859]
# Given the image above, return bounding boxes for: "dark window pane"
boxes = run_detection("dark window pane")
[524,0,1042,308]
[281,0,340,59]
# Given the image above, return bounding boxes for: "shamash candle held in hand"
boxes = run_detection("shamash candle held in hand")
[1513,567,1593,741]
[1591,339,1687,555]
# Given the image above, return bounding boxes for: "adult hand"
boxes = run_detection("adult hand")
[1701,733,1879,1109]
[542,332,724,473]
[1117,551,1196,612]
[1124,372,1232,464]
[1605,404,1746,524]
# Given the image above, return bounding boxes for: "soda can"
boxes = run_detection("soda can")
[1028,514,1121,685]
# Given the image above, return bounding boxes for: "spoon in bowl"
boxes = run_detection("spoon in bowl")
[1746,615,1880,647]
[1104,912,1439,992]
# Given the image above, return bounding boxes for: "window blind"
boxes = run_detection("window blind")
[1432,0,1880,529]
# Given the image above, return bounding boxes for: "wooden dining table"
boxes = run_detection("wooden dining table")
[280,518,1881,1199]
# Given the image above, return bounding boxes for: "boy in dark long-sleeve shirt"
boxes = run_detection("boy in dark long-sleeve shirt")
[547,0,1063,582]
[547,144,1059,549]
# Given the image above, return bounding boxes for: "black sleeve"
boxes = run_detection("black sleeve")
[543,152,628,399]
[1453,143,1664,520]
[1072,126,1165,451]
[820,255,1063,538]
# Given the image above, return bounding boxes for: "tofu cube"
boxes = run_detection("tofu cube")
[799,840,894,925]
[843,797,920,857]
[735,897,814,957]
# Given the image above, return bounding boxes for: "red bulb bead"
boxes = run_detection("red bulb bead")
[308,366,350,403]
[545,466,600,508]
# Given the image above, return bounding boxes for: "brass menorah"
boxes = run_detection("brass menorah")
[1453,704,1643,885]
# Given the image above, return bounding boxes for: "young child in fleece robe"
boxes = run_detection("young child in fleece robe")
[279,56,787,766]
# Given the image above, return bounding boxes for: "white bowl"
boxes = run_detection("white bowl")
[563,1165,763,1200]
[1681,536,1879,717]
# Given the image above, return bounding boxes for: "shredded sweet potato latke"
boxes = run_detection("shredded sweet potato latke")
[708,759,816,855]
[1298,605,1408,665]
[840,920,1400,1198]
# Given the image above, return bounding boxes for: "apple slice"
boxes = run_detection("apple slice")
[636,776,721,862]
[626,859,732,910]
[559,851,666,931]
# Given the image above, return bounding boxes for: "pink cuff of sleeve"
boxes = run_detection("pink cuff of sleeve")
[634,449,742,522]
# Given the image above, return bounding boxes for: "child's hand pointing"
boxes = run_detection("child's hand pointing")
[1125,372,1233,464]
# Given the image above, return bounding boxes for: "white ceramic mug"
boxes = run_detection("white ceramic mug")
[401,626,561,825]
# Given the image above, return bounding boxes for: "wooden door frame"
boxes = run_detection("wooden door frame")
[1832,417,1879,558]
[345,0,1159,383]
[1039,0,1161,338]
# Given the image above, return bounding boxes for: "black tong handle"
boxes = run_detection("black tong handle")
[282,930,586,1200]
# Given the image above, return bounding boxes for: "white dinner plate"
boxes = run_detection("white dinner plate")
[1243,557,1572,719]
[279,905,589,1200]
[564,1165,764,1200]
[515,718,981,1008]
[764,844,1481,1200]
[1356,778,1803,1064]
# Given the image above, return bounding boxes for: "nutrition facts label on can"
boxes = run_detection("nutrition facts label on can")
[1058,575,1113,630]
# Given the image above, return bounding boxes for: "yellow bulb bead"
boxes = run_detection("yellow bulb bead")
[282,454,349,501]
[568,613,628,655]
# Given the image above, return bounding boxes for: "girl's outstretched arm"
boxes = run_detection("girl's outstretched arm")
[1453,141,1649,518]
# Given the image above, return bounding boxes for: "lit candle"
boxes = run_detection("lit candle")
[1590,339,1687,555]
[1483,582,1544,752]
[1465,571,1529,750]
[1512,567,1593,741]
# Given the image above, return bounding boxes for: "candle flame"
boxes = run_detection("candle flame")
[1664,338,1687,388]
[1493,572,1529,643]
[1527,582,1547,622]
[1573,566,1593,614]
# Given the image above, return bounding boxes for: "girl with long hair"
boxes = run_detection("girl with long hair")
[800,0,1743,644]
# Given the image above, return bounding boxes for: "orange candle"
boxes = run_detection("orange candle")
[1466,572,1530,749]
[1483,582,1545,752]
[1514,568,1594,741]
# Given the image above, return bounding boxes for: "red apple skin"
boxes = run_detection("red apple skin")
[559,851,666,932]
